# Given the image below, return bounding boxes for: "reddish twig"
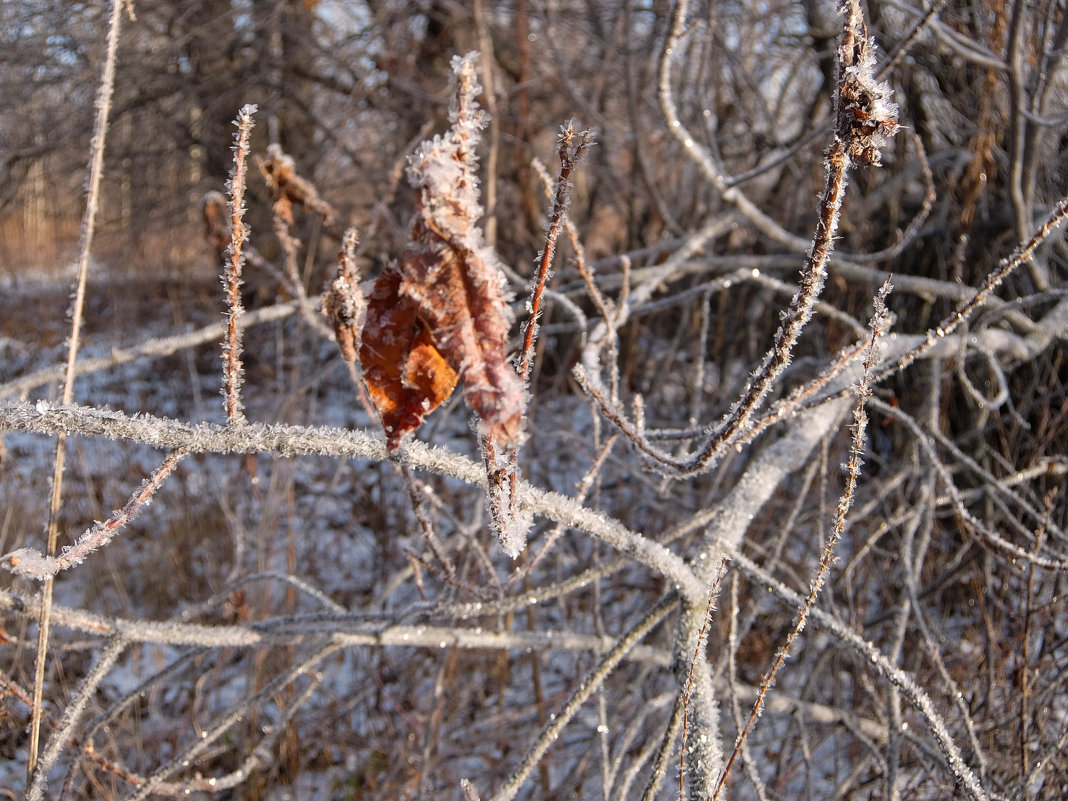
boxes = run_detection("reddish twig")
[221,104,258,425]
[518,122,594,384]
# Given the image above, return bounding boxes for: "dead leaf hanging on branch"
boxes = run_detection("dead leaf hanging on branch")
[358,52,523,451]
[258,143,337,225]
[360,266,460,450]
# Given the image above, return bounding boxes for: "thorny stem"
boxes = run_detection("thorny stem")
[700,138,848,449]
[531,156,619,396]
[640,685,687,801]
[518,122,593,383]
[222,104,257,426]
[576,141,849,478]
[323,227,376,419]
[29,0,125,780]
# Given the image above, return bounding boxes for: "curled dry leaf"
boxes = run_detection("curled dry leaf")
[360,266,459,450]
[397,218,524,447]
[258,143,338,225]
[359,52,523,451]
[200,190,230,255]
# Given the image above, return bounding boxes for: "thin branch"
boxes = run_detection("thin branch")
[0,300,300,400]
[486,593,677,801]
[29,0,125,778]
[0,588,672,666]
[221,104,258,426]
[518,122,594,383]
[729,549,992,801]
[713,277,893,799]
[27,637,127,801]
[872,194,1068,386]
[5,449,186,579]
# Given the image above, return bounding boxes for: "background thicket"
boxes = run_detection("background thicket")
[1,1,1066,800]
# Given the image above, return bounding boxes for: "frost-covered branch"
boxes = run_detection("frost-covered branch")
[0,399,709,604]
[221,104,257,425]
[590,0,899,478]
[5,449,186,579]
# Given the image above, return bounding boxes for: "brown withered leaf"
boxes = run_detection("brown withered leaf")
[258,143,337,225]
[358,52,523,451]
[200,191,230,255]
[398,219,523,448]
[359,266,459,451]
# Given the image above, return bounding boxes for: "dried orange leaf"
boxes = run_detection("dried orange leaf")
[358,52,523,452]
[359,266,459,450]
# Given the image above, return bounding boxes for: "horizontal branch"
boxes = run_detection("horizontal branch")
[0,299,300,399]
[0,588,670,665]
[0,399,708,603]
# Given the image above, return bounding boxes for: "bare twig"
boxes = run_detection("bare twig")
[221,104,258,425]
[0,398,712,607]
[712,277,893,799]
[28,0,126,778]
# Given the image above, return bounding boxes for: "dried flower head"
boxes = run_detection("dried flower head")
[836,0,899,166]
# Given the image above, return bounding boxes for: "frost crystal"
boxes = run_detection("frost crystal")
[3,548,60,580]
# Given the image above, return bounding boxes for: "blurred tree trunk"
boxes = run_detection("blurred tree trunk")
[253,0,319,166]
[182,0,239,185]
